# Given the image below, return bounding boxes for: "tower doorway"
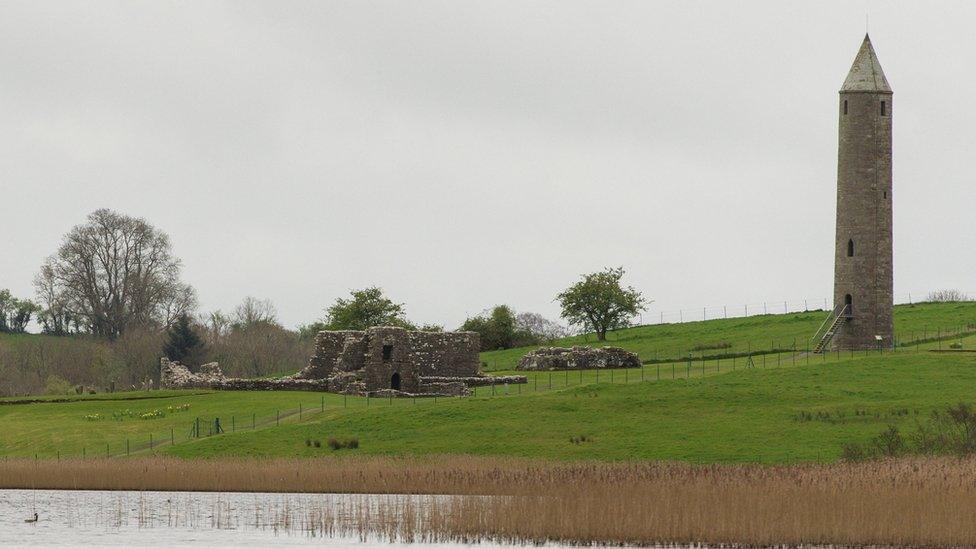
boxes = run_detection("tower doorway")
[844,294,853,316]
[390,372,401,391]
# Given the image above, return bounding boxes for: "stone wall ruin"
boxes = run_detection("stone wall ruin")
[517,346,641,371]
[161,326,526,397]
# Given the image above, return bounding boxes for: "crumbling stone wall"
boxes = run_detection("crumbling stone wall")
[163,326,525,397]
[160,358,227,389]
[517,346,641,371]
[292,326,491,395]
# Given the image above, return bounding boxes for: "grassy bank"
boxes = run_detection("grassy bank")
[480,301,976,371]
[5,346,971,462]
[160,351,976,462]
[2,455,976,546]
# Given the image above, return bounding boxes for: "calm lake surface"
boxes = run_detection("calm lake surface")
[0,489,557,548]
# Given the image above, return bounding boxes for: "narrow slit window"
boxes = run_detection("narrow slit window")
[843,100,848,115]
[382,344,393,361]
[881,101,886,116]
[883,191,887,199]
[847,239,854,257]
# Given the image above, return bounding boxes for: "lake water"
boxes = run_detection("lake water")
[0,489,552,548]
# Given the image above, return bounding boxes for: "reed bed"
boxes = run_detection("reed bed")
[3,455,976,545]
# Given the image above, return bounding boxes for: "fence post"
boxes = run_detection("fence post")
[252,413,256,428]
[321,395,325,412]
[149,433,153,450]
[126,439,129,456]
[276,410,280,426]
[300,403,303,419]
[232,416,235,432]
[171,428,175,445]
[106,444,109,458]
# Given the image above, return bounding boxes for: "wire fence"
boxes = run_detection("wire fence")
[637,292,976,326]
[16,320,976,460]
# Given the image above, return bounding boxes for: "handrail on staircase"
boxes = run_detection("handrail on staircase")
[811,303,850,345]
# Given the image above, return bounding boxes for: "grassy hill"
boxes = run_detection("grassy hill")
[4,301,976,463]
[480,301,976,371]
[164,352,976,463]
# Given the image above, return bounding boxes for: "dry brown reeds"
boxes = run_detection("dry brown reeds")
[3,455,976,546]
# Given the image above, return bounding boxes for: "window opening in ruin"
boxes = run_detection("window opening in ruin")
[382,344,393,361]
[843,100,848,115]
[847,239,854,257]
[844,294,853,316]
[881,101,886,116]
[390,372,401,390]
[883,191,887,199]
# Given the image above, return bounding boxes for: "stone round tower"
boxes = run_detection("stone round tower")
[832,34,893,350]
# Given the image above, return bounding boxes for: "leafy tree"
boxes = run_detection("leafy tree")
[461,305,536,351]
[297,321,328,341]
[163,313,204,364]
[555,267,647,341]
[0,290,41,333]
[323,287,412,330]
[0,289,14,332]
[8,299,40,333]
[34,209,196,338]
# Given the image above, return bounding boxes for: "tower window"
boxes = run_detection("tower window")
[883,191,887,199]
[382,344,393,361]
[881,101,886,116]
[847,239,854,257]
[843,100,848,115]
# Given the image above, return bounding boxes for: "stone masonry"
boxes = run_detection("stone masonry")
[291,326,526,395]
[161,326,527,397]
[832,34,894,349]
[516,346,641,371]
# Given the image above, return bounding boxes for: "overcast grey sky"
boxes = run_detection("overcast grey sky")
[2,1,974,330]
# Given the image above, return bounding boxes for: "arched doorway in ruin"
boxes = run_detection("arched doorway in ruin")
[390,372,401,391]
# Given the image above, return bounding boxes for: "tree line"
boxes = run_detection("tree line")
[1,208,649,395]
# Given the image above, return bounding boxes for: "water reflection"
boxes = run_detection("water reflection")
[0,489,526,547]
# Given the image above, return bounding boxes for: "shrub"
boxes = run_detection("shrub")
[326,437,358,450]
[927,289,970,303]
[950,342,963,349]
[840,442,868,462]
[304,439,311,447]
[871,425,906,457]
[44,375,74,396]
[313,440,322,448]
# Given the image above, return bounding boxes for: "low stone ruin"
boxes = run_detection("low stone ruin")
[516,346,641,371]
[160,359,227,389]
[160,326,528,397]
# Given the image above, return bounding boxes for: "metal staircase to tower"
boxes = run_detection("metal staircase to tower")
[811,304,850,354]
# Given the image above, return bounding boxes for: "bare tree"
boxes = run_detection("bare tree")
[201,310,231,346]
[515,312,568,343]
[927,289,970,303]
[34,209,196,338]
[234,296,278,328]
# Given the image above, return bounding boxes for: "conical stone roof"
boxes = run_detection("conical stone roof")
[841,34,891,93]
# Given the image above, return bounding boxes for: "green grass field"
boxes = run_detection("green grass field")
[4,302,976,463]
[480,301,976,371]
